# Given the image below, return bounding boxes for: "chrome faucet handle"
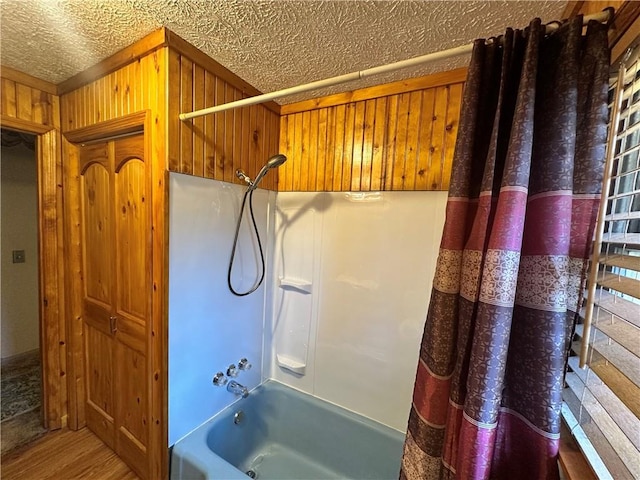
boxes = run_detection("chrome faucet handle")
[212,372,227,386]
[227,364,238,377]
[238,358,252,371]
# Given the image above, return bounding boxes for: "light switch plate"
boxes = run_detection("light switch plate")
[12,250,25,263]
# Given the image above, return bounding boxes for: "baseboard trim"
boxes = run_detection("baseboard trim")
[1,349,40,368]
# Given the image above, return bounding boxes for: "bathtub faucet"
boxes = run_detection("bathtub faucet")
[227,380,249,398]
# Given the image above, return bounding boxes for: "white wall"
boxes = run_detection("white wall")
[168,173,275,445]
[267,191,447,431]
[1,143,39,359]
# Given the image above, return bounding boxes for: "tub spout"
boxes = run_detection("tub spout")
[227,380,249,398]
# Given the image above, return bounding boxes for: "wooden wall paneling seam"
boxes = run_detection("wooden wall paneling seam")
[371,97,387,191]
[324,107,337,191]
[253,105,261,187]
[442,83,463,191]
[1,77,17,117]
[332,104,346,191]
[278,115,293,190]
[86,79,96,126]
[360,99,376,192]
[260,106,269,189]
[16,83,33,121]
[132,58,141,112]
[31,89,44,125]
[403,91,423,191]
[306,110,318,191]
[204,71,215,179]
[223,83,235,184]
[342,104,356,191]
[429,86,449,190]
[415,88,436,191]
[316,108,328,191]
[264,108,273,190]
[192,64,205,178]
[350,102,365,192]
[273,112,281,186]
[167,49,181,173]
[382,95,399,190]
[392,93,410,191]
[71,88,80,131]
[232,87,243,184]
[267,111,278,190]
[290,113,301,191]
[249,102,259,189]
[284,114,294,190]
[118,65,126,120]
[300,110,311,191]
[211,76,223,180]
[240,100,251,189]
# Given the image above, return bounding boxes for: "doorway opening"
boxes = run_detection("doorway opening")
[0,129,46,456]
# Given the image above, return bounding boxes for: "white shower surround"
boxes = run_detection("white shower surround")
[168,176,447,444]
[268,191,448,431]
[168,173,276,445]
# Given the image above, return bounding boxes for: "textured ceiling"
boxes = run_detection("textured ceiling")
[0,1,567,104]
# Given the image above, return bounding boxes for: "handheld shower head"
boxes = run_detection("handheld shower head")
[266,154,287,169]
[251,154,287,189]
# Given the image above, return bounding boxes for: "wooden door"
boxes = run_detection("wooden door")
[80,133,150,479]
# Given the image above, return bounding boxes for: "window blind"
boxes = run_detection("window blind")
[563,46,640,480]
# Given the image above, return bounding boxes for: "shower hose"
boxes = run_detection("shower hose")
[227,187,265,296]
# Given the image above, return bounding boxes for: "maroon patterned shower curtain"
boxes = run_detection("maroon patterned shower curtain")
[401,16,609,480]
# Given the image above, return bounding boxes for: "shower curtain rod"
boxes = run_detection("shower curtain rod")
[179,9,612,121]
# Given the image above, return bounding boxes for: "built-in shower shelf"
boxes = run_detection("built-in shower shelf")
[278,277,312,294]
[276,354,306,375]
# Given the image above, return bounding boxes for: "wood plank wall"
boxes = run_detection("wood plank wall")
[60,47,168,480]
[278,69,466,192]
[61,52,164,131]
[1,69,58,131]
[168,52,281,190]
[0,69,66,432]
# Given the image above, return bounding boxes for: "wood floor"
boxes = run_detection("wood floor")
[1,427,139,479]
